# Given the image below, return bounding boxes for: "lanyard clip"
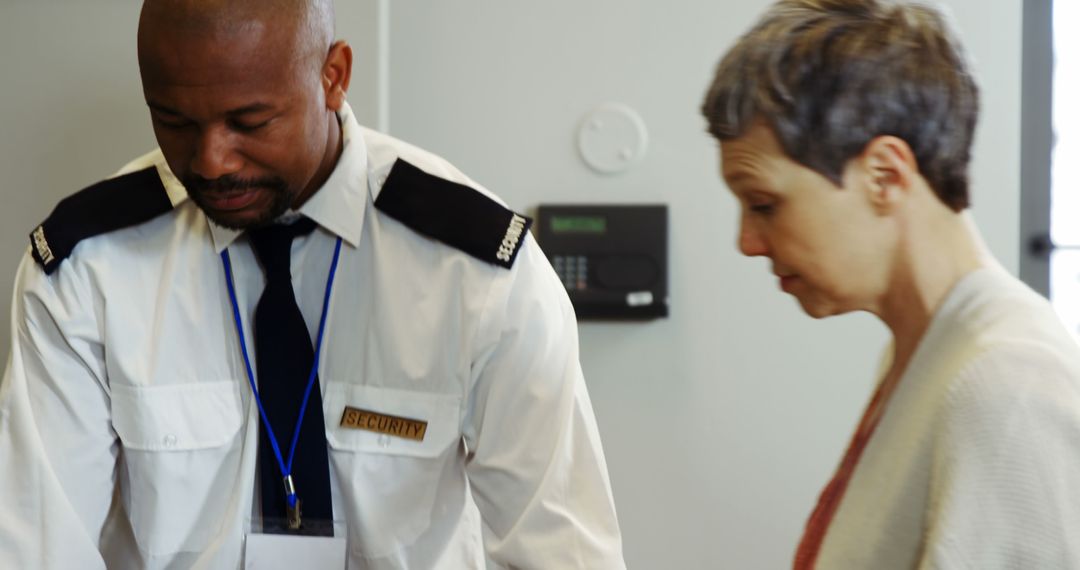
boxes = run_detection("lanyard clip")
[284,475,302,530]
[287,498,303,530]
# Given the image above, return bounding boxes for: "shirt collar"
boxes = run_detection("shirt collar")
[202,102,370,253]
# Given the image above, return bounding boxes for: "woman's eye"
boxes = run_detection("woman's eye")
[749,203,775,214]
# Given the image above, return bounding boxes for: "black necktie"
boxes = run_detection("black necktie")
[249,218,334,535]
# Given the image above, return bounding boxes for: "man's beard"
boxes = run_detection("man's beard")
[183,174,294,230]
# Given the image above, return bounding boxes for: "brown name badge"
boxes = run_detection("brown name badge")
[340,406,428,442]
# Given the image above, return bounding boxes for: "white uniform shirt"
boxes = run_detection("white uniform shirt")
[0,104,625,570]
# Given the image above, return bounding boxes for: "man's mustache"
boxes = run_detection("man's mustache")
[183,174,288,194]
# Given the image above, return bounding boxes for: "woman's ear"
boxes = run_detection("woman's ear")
[859,135,919,213]
[322,40,353,111]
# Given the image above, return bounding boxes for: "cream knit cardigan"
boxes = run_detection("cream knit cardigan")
[815,268,1080,569]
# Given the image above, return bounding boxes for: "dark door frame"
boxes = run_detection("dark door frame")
[1020,0,1053,296]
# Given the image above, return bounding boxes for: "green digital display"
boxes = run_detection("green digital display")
[550,215,607,234]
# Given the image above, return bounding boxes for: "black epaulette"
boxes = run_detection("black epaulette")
[30,166,174,275]
[374,159,533,269]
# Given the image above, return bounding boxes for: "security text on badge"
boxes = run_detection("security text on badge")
[339,406,428,442]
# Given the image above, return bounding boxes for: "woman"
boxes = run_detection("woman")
[701,1,1080,568]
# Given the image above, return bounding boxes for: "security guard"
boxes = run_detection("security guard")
[0,0,625,568]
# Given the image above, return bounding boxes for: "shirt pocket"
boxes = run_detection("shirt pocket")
[323,382,462,558]
[112,380,245,557]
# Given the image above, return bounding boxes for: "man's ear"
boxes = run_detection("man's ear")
[859,135,919,213]
[322,40,353,111]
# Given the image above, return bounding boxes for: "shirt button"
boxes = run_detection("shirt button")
[378,434,391,448]
[163,434,178,448]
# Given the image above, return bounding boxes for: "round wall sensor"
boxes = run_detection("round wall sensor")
[577,102,649,174]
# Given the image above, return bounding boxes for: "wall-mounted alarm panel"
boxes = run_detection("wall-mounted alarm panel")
[536,204,668,320]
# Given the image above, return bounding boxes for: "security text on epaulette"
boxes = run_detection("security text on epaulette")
[374,159,533,269]
[29,167,173,275]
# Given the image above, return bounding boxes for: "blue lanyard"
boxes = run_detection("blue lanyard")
[220,236,343,511]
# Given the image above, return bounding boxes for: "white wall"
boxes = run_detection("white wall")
[387,1,1021,568]
[0,2,152,356]
[0,0,385,352]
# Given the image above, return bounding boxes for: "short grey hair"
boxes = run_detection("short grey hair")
[701,0,978,211]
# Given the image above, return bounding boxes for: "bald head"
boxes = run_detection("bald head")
[139,0,335,68]
[135,0,353,229]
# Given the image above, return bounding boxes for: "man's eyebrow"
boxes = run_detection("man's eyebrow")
[145,102,275,117]
[226,103,274,116]
[147,101,182,116]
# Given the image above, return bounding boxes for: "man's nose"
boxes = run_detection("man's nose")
[190,126,243,180]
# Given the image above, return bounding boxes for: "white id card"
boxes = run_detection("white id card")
[245,533,347,569]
